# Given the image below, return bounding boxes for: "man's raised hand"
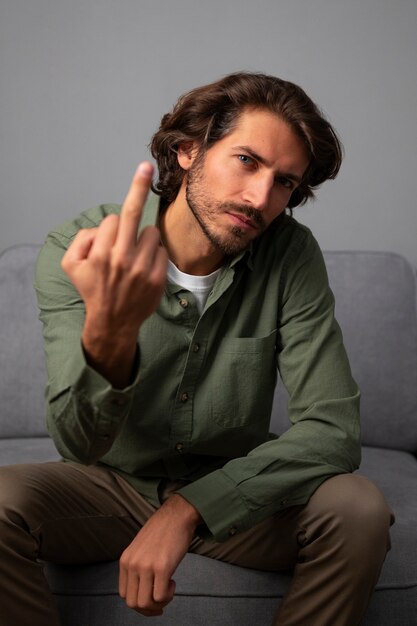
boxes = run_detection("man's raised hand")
[61,162,168,388]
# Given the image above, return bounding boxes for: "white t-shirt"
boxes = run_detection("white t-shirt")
[167,260,221,315]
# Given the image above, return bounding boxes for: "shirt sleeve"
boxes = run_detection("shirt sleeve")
[178,228,361,542]
[34,227,140,465]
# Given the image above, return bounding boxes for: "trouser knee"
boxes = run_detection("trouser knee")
[304,473,394,558]
[0,464,39,520]
[0,465,25,519]
[324,474,392,532]
[0,463,59,554]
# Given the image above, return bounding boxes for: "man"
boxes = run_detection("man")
[0,72,393,625]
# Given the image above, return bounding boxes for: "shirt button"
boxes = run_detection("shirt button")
[175,442,184,453]
[192,343,200,353]
[179,298,189,309]
[229,526,238,536]
[180,392,189,403]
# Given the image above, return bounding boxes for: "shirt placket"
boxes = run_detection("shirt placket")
[165,266,240,471]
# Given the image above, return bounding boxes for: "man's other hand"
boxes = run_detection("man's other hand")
[119,494,202,616]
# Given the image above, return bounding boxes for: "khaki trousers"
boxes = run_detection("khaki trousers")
[0,462,393,626]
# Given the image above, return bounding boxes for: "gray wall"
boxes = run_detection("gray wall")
[2,0,417,266]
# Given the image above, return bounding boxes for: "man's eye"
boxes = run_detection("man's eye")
[238,155,254,166]
[277,177,294,189]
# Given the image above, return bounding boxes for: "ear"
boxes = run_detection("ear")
[177,141,198,171]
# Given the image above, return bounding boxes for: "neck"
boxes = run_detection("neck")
[159,188,225,276]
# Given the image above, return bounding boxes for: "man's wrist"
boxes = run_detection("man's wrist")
[165,494,203,530]
[81,318,139,389]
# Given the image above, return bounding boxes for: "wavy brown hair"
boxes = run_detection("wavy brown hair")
[150,72,343,209]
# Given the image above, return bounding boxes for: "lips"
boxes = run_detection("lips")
[227,212,258,230]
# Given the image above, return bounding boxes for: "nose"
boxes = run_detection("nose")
[241,174,273,211]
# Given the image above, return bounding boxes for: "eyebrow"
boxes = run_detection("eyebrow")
[233,145,303,184]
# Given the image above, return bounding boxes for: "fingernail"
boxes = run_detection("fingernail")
[136,162,154,177]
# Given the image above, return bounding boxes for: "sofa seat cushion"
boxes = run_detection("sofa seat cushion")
[358,445,417,590]
[45,553,290,625]
[0,437,60,465]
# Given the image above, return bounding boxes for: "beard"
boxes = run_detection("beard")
[185,155,267,257]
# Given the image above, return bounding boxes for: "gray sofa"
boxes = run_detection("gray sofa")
[1,243,417,625]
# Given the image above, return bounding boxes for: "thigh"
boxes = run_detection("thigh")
[0,461,156,564]
[189,473,393,572]
[189,504,303,572]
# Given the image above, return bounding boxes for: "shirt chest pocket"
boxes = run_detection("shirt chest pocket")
[207,331,277,430]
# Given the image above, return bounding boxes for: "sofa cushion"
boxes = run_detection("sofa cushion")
[0,244,48,437]
[0,437,59,465]
[358,446,417,589]
[326,252,417,451]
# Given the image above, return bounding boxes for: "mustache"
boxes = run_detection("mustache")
[221,202,266,229]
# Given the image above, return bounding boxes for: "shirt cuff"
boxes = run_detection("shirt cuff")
[75,340,140,411]
[177,470,256,543]
[48,338,141,427]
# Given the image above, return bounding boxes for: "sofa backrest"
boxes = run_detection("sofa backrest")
[0,244,47,437]
[272,251,417,452]
[1,245,417,451]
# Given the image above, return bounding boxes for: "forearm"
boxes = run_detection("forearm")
[45,339,139,464]
[178,395,361,543]
[161,493,203,528]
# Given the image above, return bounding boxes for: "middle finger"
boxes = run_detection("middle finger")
[116,161,154,253]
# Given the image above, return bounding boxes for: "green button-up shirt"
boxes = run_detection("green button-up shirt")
[34,194,360,542]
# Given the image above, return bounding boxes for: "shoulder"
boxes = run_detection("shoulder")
[34,204,120,293]
[46,204,122,247]
[254,214,323,270]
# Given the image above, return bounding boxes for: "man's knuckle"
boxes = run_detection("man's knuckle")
[144,225,159,237]
[77,227,94,240]
[110,252,130,273]
[123,202,141,219]
[137,599,154,612]
[154,561,168,575]
[131,264,147,281]
[153,591,168,604]
[141,561,155,575]
[103,213,119,226]
[90,249,108,267]
[139,225,160,244]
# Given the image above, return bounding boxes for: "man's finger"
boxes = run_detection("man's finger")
[61,228,97,273]
[131,226,163,275]
[153,576,176,606]
[88,214,119,260]
[137,570,157,612]
[125,569,140,610]
[116,161,154,252]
